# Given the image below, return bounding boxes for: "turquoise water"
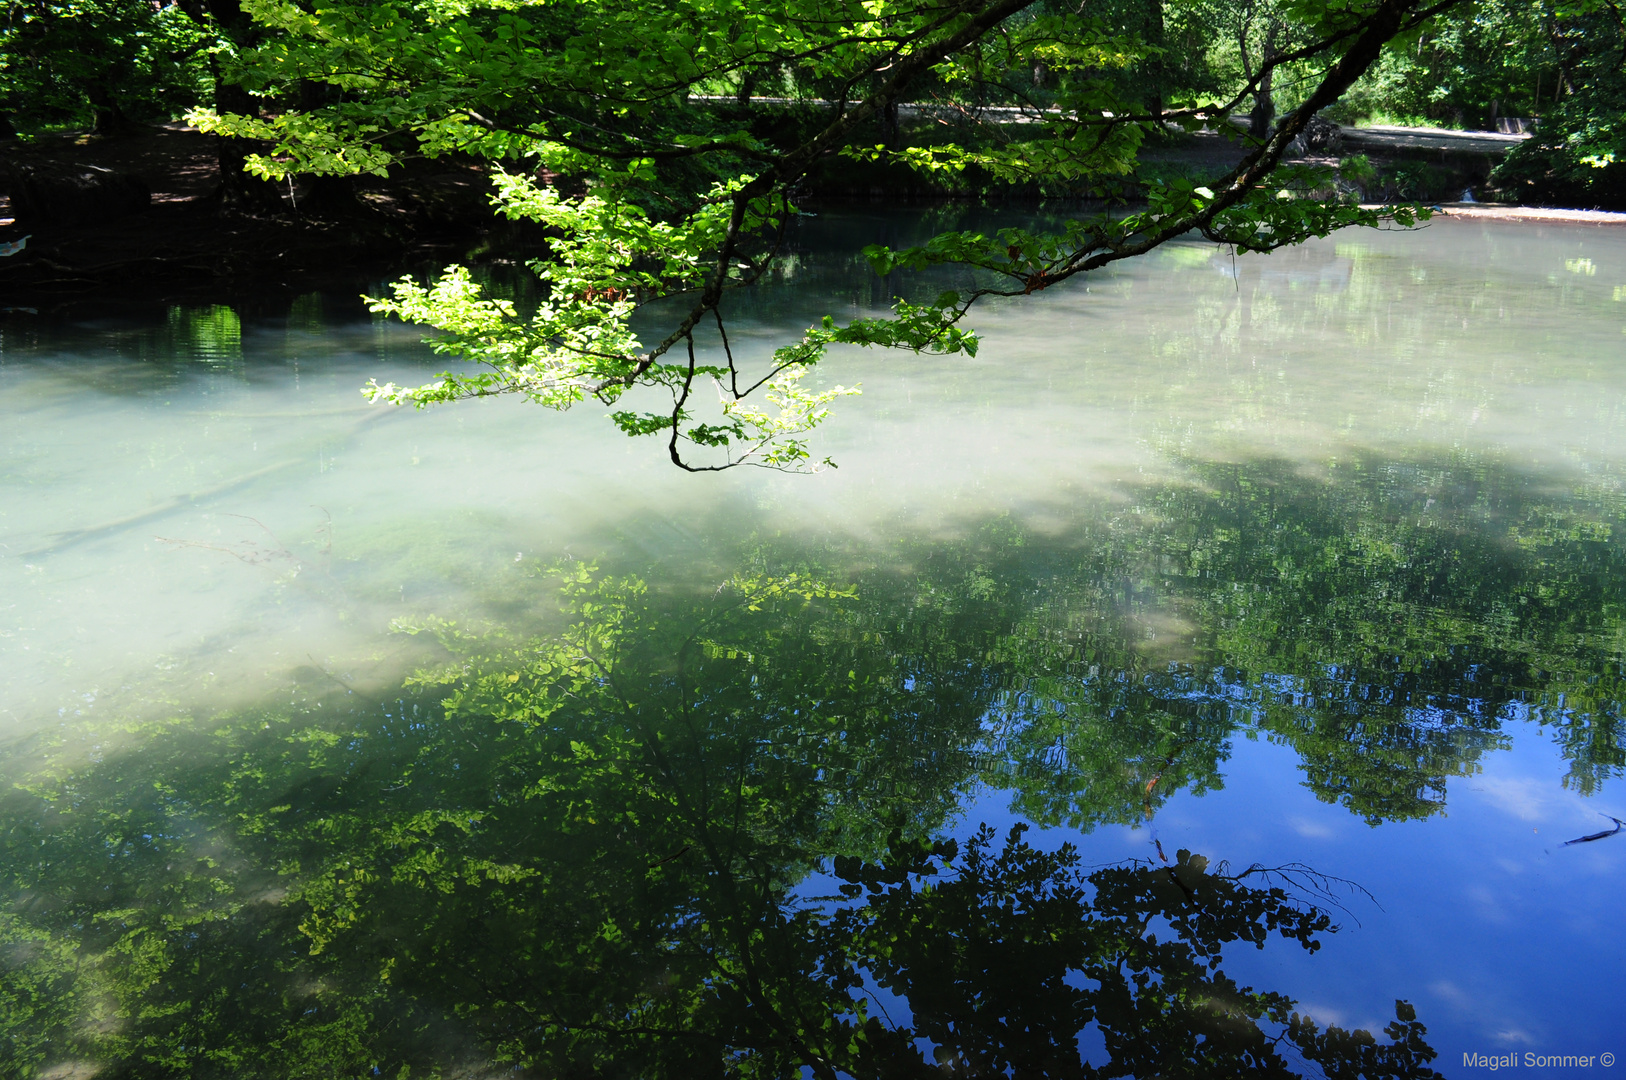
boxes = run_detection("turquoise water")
[1,214,1624,1077]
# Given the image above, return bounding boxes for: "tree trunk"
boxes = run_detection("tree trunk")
[1248,27,1278,140]
[299,79,335,112]
[1146,0,1166,123]
[200,0,287,214]
[87,84,138,137]
[880,99,900,146]
[211,73,286,214]
[299,173,366,220]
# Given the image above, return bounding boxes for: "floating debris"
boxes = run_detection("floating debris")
[1563,816,1624,846]
[0,234,30,257]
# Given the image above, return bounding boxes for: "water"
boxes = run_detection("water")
[2,214,1624,1078]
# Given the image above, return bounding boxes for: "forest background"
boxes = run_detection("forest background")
[2,0,1623,215]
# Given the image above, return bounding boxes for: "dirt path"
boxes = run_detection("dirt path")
[1341,124,1529,156]
[1434,203,1626,226]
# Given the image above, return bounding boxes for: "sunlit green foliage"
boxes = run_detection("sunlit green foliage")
[1490,0,1626,206]
[160,0,1451,467]
[1326,0,1554,126]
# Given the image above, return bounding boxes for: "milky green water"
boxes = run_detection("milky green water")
[5,218,1621,737]
[1,214,1623,1077]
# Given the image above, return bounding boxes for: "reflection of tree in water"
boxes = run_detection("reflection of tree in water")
[5,448,1624,1075]
[815,830,1437,1080]
[6,559,1439,1077]
[977,453,1626,822]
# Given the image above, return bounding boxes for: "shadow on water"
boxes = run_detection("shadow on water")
[4,448,1624,1077]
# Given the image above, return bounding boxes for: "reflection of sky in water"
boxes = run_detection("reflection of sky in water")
[795,713,1626,1075]
[963,729,1626,1070]
[922,657,1624,1072]
[2,214,1625,1074]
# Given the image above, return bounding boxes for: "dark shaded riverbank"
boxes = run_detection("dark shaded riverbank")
[0,125,498,307]
[0,114,1562,308]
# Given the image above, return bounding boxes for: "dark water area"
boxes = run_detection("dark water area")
[2,212,1625,1078]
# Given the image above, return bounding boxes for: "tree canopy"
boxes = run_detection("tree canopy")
[168,0,1448,469]
[7,1,1624,448]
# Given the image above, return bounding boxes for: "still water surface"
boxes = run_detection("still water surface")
[2,214,1624,1077]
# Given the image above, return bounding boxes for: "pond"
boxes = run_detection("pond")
[2,212,1624,1078]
